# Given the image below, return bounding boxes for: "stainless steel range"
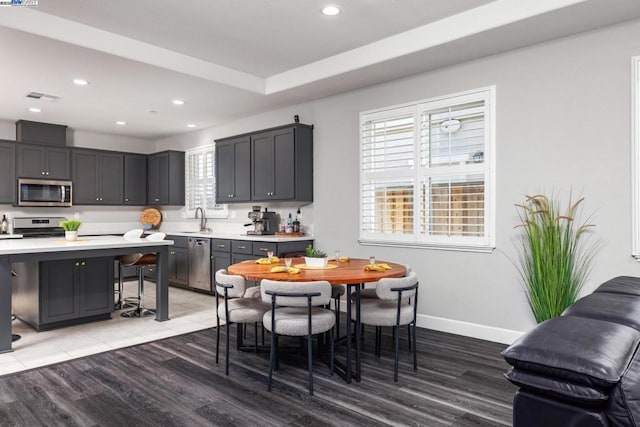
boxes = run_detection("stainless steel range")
[13,217,67,238]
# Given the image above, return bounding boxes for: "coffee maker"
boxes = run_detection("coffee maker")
[245,206,279,235]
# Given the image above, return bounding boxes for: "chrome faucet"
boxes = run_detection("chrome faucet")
[194,207,209,232]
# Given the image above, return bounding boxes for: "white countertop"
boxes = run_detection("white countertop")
[162,231,313,242]
[0,235,173,256]
[0,234,23,240]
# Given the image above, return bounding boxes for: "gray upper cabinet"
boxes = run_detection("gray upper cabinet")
[215,135,251,203]
[0,140,16,204]
[148,151,185,206]
[72,149,124,205]
[17,144,70,180]
[217,123,313,204]
[124,154,147,205]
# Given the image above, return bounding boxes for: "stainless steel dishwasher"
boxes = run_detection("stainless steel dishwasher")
[188,238,211,291]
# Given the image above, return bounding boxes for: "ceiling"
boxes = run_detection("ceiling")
[0,0,639,139]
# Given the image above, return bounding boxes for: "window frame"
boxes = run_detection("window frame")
[632,56,640,258]
[359,86,496,252]
[184,144,228,219]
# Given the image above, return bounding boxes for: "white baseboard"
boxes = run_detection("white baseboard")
[338,300,524,345]
[416,314,524,345]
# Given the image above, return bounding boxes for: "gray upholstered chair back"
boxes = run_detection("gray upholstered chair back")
[260,279,332,306]
[215,269,246,298]
[375,271,418,300]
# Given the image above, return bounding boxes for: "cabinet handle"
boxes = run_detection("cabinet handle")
[96,197,99,201]
[155,198,160,202]
[217,244,225,248]
[46,172,50,175]
[170,251,175,255]
[41,171,45,175]
[125,198,129,202]
[237,245,246,249]
[81,261,86,266]
[259,247,268,252]
[75,262,80,266]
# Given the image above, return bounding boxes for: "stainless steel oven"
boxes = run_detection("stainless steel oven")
[17,179,72,207]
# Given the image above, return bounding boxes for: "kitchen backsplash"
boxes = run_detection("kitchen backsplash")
[0,203,314,236]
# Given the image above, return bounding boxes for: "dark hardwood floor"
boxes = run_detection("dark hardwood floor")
[0,319,516,426]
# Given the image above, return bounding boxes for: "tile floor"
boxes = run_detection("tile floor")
[1,280,218,376]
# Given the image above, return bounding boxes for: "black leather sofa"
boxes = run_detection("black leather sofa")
[502,276,640,427]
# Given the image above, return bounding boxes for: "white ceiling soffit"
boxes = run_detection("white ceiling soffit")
[0,0,602,96]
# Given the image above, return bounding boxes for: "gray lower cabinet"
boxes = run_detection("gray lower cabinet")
[212,238,231,288]
[12,257,114,331]
[72,150,124,204]
[145,235,189,288]
[0,140,15,204]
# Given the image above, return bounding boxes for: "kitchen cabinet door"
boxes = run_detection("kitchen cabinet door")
[252,127,295,201]
[0,140,15,204]
[212,252,231,287]
[99,153,124,204]
[78,257,114,316]
[215,136,250,202]
[124,154,147,205]
[17,144,70,179]
[40,260,78,324]
[72,150,123,204]
[148,151,185,206]
[72,151,99,204]
[172,247,189,286]
[47,148,71,180]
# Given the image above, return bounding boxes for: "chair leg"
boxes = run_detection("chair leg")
[114,260,123,310]
[261,323,265,346]
[307,329,314,395]
[330,328,334,376]
[275,335,280,371]
[254,322,258,353]
[374,326,381,358]
[413,321,417,372]
[225,319,230,375]
[334,296,340,339]
[215,315,220,364]
[407,324,412,350]
[394,325,400,382]
[268,331,277,391]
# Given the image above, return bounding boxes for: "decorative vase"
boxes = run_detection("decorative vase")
[65,231,78,241]
[305,257,328,267]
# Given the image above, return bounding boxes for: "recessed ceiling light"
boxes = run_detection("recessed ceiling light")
[28,107,41,113]
[322,5,341,15]
[187,124,197,128]
[115,121,126,125]
[172,99,185,105]
[73,79,89,86]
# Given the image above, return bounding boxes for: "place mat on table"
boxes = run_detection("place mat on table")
[294,263,338,270]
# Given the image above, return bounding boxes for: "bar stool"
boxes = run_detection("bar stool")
[114,229,144,310]
[120,232,166,318]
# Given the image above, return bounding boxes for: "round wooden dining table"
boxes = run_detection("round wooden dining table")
[227,257,406,284]
[227,257,407,383]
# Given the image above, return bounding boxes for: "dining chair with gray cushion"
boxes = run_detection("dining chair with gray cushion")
[353,271,419,382]
[215,269,270,375]
[261,279,335,395]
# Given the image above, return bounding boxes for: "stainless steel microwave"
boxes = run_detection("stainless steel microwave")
[17,179,72,207]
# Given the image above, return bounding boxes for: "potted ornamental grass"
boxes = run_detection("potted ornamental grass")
[60,219,82,241]
[304,244,328,267]
[513,193,598,323]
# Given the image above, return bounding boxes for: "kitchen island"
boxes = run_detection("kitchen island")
[0,235,173,353]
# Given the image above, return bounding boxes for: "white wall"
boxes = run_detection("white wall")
[155,19,640,343]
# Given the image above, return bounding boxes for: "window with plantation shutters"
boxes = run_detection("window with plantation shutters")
[360,87,495,251]
[185,145,228,218]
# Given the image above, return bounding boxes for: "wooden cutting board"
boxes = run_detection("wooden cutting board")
[140,208,162,229]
